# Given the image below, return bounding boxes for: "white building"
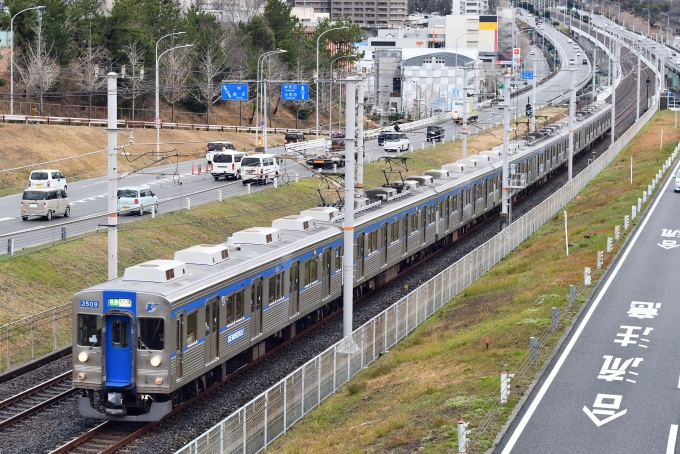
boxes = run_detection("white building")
[290,7,329,26]
[451,0,488,16]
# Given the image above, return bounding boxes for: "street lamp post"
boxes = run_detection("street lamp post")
[330,55,351,137]
[316,26,348,139]
[10,5,45,115]
[642,8,650,37]
[613,2,620,24]
[156,32,189,161]
[255,50,285,148]
[262,50,287,152]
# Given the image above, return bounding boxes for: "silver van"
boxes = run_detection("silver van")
[211,151,248,180]
[21,188,71,221]
[241,154,280,185]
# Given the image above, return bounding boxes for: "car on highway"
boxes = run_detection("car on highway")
[284,132,305,144]
[211,151,248,180]
[117,186,158,215]
[206,141,236,167]
[378,130,389,146]
[569,58,576,65]
[426,125,445,142]
[28,169,67,192]
[241,154,280,185]
[675,169,680,192]
[567,39,573,44]
[582,59,588,65]
[383,133,409,152]
[21,188,70,221]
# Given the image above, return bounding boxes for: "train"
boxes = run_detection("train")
[72,101,612,421]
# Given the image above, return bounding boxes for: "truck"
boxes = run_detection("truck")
[452,99,479,124]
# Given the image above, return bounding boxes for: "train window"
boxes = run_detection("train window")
[186,311,197,345]
[440,200,445,219]
[139,318,165,351]
[224,290,245,325]
[390,221,399,243]
[268,272,283,303]
[452,195,459,213]
[77,314,101,347]
[367,230,378,253]
[111,319,129,348]
[334,246,342,271]
[303,257,318,286]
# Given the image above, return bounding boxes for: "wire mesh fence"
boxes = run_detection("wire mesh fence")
[175,98,664,453]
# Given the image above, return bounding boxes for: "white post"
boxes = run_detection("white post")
[501,73,511,229]
[630,156,632,184]
[462,90,468,158]
[637,50,641,121]
[357,81,365,196]
[611,43,617,146]
[264,81,268,152]
[564,210,569,256]
[592,48,597,103]
[532,56,537,132]
[107,72,118,281]
[458,420,469,454]
[343,77,357,340]
[501,371,509,403]
[568,66,576,181]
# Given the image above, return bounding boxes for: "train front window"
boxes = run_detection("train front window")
[111,320,129,348]
[77,314,101,347]
[138,318,165,351]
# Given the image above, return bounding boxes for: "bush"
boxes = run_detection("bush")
[0,79,6,87]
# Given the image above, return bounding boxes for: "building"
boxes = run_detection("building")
[451,0,488,16]
[290,0,407,26]
[290,6,330,26]
[445,15,498,55]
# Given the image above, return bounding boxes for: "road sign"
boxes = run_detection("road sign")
[260,120,265,126]
[522,70,534,80]
[513,47,521,65]
[281,84,309,101]
[221,83,249,101]
[451,88,461,98]
[154,117,162,127]
[498,82,505,90]
[429,97,446,109]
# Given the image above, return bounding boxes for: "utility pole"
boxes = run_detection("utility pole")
[462,89,468,158]
[592,48,597,103]
[611,42,617,146]
[568,65,576,181]
[342,77,357,339]
[501,72,511,230]
[532,56,537,132]
[107,72,118,280]
[356,79,364,196]
[636,49,641,121]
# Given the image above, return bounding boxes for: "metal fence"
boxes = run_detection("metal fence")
[0,302,71,373]
[175,99,662,454]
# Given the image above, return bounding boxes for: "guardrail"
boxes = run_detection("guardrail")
[176,96,662,454]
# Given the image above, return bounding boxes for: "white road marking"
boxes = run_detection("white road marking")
[501,160,680,453]
[0,217,15,222]
[667,425,678,454]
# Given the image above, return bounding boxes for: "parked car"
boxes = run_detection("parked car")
[383,133,410,152]
[426,125,445,142]
[21,188,70,221]
[211,151,248,181]
[117,186,158,215]
[240,154,280,185]
[28,169,67,191]
[284,133,306,144]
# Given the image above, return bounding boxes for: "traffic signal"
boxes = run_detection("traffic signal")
[526,103,532,117]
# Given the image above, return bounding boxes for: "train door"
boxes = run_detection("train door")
[421,207,426,243]
[105,314,133,387]
[204,296,219,364]
[290,262,300,316]
[382,223,388,264]
[250,278,263,338]
[176,313,184,378]
[403,217,408,253]
[357,233,365,278]
[323,248,331,298]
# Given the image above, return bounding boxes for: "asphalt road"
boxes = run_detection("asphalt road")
[0,17,592,249]
[496,162,680,453]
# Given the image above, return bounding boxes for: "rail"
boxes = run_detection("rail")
[175,98,662,454]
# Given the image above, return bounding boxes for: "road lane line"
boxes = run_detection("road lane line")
[668,425,678,454]
[501,160,680,453]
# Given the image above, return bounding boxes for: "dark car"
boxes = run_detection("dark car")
[426,125,445,142]
[378,130,387,146]
[284,132,305,144]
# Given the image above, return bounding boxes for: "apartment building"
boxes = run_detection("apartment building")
[451,0,488,16]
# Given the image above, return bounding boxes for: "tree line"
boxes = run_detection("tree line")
[4,0,362,123]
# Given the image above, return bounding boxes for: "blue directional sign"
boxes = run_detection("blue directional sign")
[521,70,534,80]
[281,84,309,101]
[451,88,461,98]
[221,83,249,101]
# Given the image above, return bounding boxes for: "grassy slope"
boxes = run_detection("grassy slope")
[0,120,509,325]
[262,113,680,454]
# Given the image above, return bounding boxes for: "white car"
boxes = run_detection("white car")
[675,169,680,192]
[567,39,573,44]
[241,154,280,185]
[117,186,159,215]
[383,133,410,152]
[29,169,67,191]
[211,151,248,180]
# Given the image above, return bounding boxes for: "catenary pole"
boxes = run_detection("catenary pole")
[501,72,511,230]
[343,77,357,339]
[107,73,118,281]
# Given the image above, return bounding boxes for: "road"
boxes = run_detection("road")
[0,17,592,252]
[496,158,680,453]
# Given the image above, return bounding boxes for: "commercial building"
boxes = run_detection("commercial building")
[451,0,489,16]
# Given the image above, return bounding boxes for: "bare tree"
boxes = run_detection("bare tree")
[262,54,287,125]
[191,44,227,125]
[217,0,266,27]
[121,41,148,121]
[18,20,60,115]
[74,43,109,119]
[160,46,193,123]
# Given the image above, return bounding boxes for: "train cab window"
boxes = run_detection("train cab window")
[139,318,165,351]
[77,314,101,347]
[268,272,283,303]
[186,310,198,345]
[110,319,129,348]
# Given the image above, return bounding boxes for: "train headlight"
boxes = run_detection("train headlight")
[150,356,162,367]
[78,352,89,363]
[155,378,163,385]
[78,373,85,380]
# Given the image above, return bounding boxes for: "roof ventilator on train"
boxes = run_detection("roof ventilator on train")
[173,244,229,266]
[123,260,186,282]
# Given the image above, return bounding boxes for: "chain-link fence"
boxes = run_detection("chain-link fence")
[175,98,662,454]
[0,302,71,373]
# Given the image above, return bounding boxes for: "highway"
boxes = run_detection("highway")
[496,158,680,453]
[0,17,592,253]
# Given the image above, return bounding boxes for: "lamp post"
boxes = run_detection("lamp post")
[262,50,287,152]
[316,26,348,139]
[255,49,285,148]
[330,55,351,137]
[10,5,45,115]
[613,2,620,24]
[156,32,189,161]
[642,8,650,37]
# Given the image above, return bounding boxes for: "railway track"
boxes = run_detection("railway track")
[0,370,75,430]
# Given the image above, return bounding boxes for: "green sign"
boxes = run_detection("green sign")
[498,82,505,89]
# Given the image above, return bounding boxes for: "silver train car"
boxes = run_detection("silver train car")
[72,102,612,420]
